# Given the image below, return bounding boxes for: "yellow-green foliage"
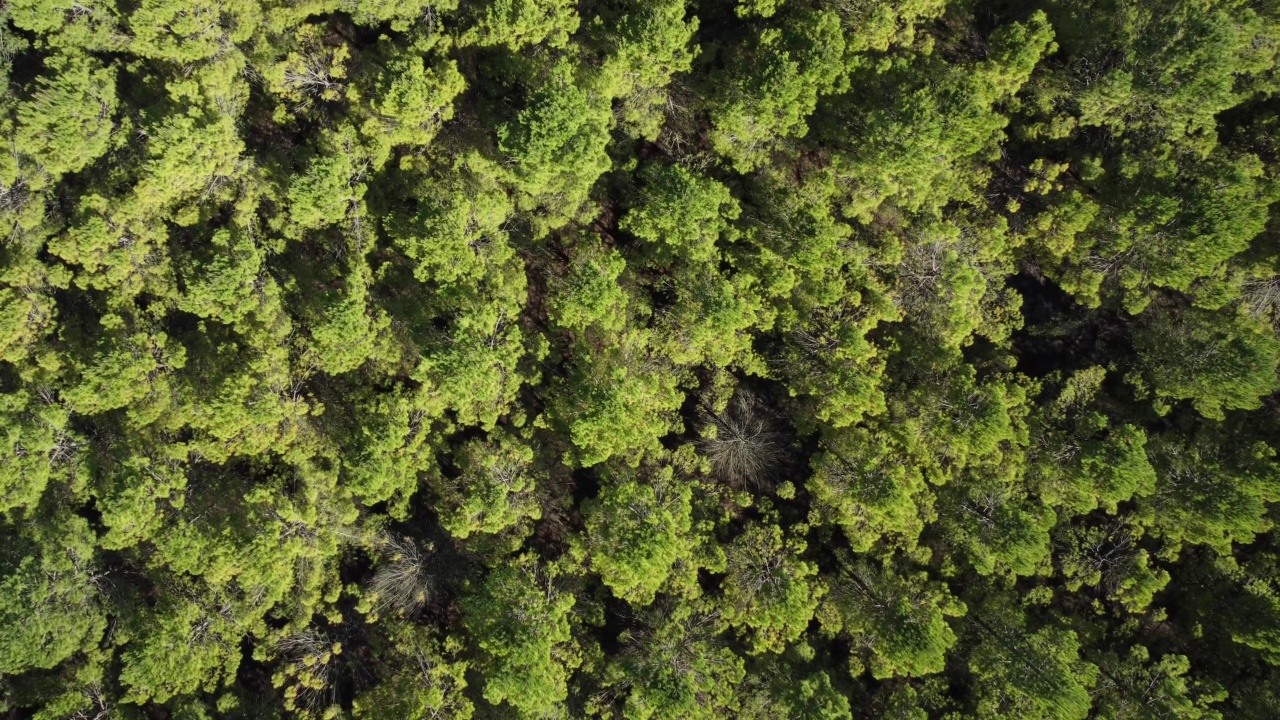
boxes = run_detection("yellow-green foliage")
[1,1,1279,718]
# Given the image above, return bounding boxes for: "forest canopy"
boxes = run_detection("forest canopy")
[2,0,1280,718]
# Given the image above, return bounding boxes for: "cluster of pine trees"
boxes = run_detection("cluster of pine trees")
[2,0,1280,717]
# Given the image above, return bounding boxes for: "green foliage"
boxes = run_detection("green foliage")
[820,557,965,679]
[414,304,533,429]
[304,264,394,375]
[601,603,746,720]
[583,461,701,605]
[808,426,930,552]
[596,0,699,139]
[177,228,268,326]
[1092,646,1226,720]
[462,554,579,716]
[1140,429,1280,557]
[0,513,104,676]
[259,22,351,115]
[1055,520,1170,613]
[352,622,473,719]
[347,0,457,31]
[777,300,889,428]
[546,327,685,467]
[708,8,847,171]
[1015,0,1280,311]
[383,166,516,288]
[721,522,823,654]
[498,65,613,228]
[119,597,243,704]
[14,53,117,182]
[738,665,853,720]
[288,127,371,230]
[0,390,79,513]
[3,1,1280,717]
[1132,306,1280,420]
[548,237,629,333]
[460,0,580,50]
[833,12,1055,221]
[438,430,542,539]
[358,54,466,153]
[129,0,260,63]
[621,164,740,266]
[1230,550,1280,665]
[1028,367,1157,516]
[967,606,1100,720]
